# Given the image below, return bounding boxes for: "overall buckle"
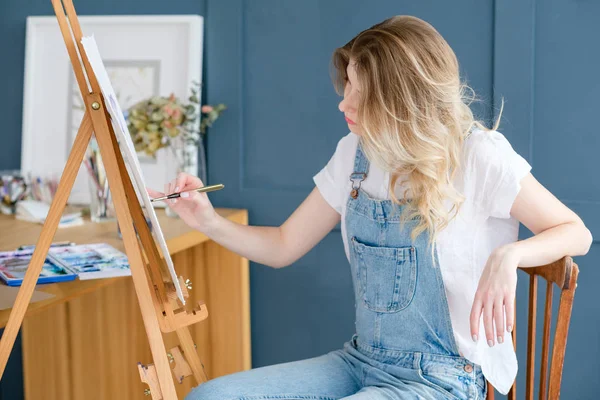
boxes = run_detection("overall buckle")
[349,172,367,199]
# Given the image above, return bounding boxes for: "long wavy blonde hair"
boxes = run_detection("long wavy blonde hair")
[332,15,500,248]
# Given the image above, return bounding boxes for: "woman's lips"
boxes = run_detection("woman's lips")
[345,116,356,125]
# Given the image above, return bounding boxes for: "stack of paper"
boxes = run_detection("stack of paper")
[16,200,84,228]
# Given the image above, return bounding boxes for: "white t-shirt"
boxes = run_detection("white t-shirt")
[313,128,531,395]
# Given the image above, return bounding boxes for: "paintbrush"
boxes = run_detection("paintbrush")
[150,183,224,203]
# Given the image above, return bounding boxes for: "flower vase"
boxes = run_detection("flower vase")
[197,137,208,185]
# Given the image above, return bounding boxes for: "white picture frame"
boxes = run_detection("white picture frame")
[21,15,203,206]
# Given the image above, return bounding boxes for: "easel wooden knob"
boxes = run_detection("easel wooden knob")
[141,342,205,399]
[138,363,163,400]
[168,346,193,383]
[166,276,191,302]
[159,275,209,333]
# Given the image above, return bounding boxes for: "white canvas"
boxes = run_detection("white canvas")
[81,35,185,304]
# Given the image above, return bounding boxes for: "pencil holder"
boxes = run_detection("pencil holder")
[88,174,115,223]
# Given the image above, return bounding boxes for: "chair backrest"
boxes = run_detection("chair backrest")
[486,256,579,400]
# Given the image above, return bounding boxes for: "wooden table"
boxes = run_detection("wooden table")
[0,208,250,400]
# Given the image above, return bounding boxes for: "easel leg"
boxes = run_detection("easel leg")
[86,96,178,400]
[0,113,93,378]
[176,326,208,384]
[105,103,210,391]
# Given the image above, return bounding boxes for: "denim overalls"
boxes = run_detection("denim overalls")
[187,142,487,400]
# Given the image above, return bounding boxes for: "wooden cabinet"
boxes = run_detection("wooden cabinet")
[0,208,251,399]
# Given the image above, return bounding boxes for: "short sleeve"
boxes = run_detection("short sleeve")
[467,130,532,219]
[313,133,357,215]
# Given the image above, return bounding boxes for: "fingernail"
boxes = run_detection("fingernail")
[498,336,503,344]
[472,334,478,342]
[488,340,494,347]
[507,325,513,333]
[180,192,189,198]
[175,187,180,192]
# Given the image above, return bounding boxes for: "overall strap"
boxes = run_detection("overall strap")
[349,140,369,199]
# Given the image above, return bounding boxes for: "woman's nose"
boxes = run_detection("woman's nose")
[339,98,354,114]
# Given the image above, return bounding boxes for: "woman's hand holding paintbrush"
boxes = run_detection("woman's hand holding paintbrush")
[150,183,224,202]
[147,173,223,233]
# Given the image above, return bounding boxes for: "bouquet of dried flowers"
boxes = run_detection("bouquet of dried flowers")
[126,82,226,158]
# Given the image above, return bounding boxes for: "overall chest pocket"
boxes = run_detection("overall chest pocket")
[351,236,417,313]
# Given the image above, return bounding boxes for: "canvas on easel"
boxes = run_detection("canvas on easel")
[0,1,212,399]
[81,35,185,305]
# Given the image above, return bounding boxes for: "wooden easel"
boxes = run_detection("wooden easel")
[0,1,210,398]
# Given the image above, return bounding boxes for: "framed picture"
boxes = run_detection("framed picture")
[21,15,203,205]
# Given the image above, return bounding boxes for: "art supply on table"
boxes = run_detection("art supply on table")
[15,200,84,228]
[0,171,29,215]
[84,140,115,222]
[0,248,78,286]
[150,183,224,203]
[8,241,129,281]
[48,243,130,280]
[18,241,75,251]
[27,173,59,204]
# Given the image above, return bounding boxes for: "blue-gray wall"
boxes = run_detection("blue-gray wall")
[2,0,599,399]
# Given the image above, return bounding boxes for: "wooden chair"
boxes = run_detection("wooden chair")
[487,256,579,400]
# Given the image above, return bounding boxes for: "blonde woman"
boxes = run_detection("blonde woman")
[150,15,592,400]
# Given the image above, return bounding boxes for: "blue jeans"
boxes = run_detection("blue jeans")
[186,335,487,400]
